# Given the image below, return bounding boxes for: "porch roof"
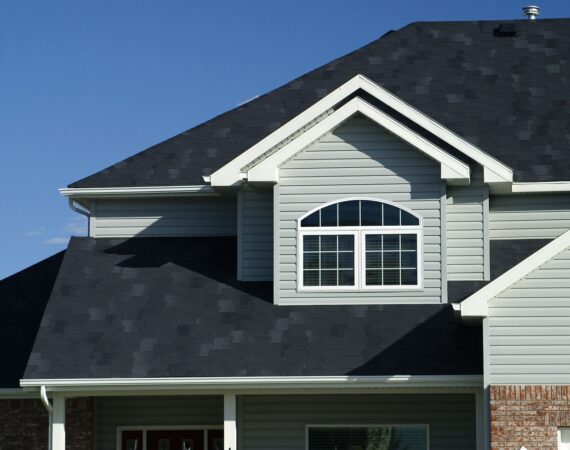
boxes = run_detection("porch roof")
[22,236,481,381]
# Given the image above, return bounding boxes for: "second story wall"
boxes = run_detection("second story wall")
[488,246,570,384]
[446,169,489,281]
[90,197,236,238]
[490,193,570,240]
[275,115,444,305]
[238,186,273,281]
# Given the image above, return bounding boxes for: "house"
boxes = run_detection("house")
[2,12,570,450]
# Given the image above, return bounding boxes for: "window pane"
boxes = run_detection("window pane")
[308,426,428,450]
[383,234,400,251]
[320,204,338,226]
[303,252,319,269]
[365,234,382,251]
[304,235,319,252]
[361,201,382,226]
[401,234,417,250]
[321,235,338,251]
[560,427,570,443]
[303,270,319,286]
[383,251,400,268]
[401,210,420,226]
[366,252,382,269]
[321,252,337,269]
[401,251,417,268]
[338,252,354,269]
[338,201,360,226]
[339,270,354,286]
[321,270,338,286]
[383,269,400,285]
[383,203,400,225]
[402,269,418,285]
[301,211,320,227]
[366,269,382,286]
[302,234,355,288]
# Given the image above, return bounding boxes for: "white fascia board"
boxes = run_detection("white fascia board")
[247,97,470,183]
[20,375,482,392]
[59,185,218,199]
[355,76,513,184]
[210,74,511,187]
[461,228,570,318]
[511,181,570,193]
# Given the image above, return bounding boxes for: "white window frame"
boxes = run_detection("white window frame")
[559,427,570,450]
[305,423,430,450]
[297,198,423,292]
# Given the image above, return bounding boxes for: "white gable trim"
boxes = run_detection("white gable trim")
[247,97,470,183]
[59,185,218,199]
[461,229,570,318]
[210,74,512,187]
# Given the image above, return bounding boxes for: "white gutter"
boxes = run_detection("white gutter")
[40,386,53,450]
[511,181,570,193]
[59,185,218,199]
[21,375,482,392]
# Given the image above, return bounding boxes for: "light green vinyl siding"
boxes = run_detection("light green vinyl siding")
[446,169,488,281]
[489,194,570,240]
[239,187,273,281]
[94,396,223,450]
[276,115,442,304]
[241,394,476,450]
[488,247,570,384]
[91,198,236,238]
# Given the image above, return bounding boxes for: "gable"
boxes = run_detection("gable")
[275,116,444,305]
[244,95,472,185]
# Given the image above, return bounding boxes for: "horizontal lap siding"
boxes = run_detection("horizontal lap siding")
[91,198,236,238]
[94,396,223,450]
[241,394,476,450]
[490,194,570,240]
[277,116,442,304]
[241,188,273,281]
[488,247,570,384]
[446,171,487,281]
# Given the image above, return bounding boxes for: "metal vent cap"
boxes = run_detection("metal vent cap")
[523,5,540,20]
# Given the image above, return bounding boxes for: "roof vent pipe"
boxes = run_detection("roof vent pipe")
[522,5,540,20]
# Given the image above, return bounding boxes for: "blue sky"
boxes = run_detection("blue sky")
[1,0,568,279]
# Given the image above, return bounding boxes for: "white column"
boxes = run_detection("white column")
[224,393,237,450]
[51,394,66,450]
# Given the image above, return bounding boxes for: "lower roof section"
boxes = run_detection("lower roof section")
[23,237,482,380]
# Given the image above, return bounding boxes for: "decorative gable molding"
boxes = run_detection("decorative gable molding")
[247,97,471,184]
[461,228,570,318]
[210,74,513,187]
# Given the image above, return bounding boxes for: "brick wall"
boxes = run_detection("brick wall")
[0,397,94,450]
[490,385,570,450]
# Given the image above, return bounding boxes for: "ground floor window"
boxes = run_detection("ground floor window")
[560,428,570,450]
[307,425,429,450]
[119,428,222,450]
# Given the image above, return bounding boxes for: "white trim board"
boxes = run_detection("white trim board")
[60,185,218,199]
[210,74,512,187]
[461,228,570,318]
[247,97,470,184]
[20,375,483,392]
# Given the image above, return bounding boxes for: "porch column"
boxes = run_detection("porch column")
[224,393,237,450]
[52,394,66,450]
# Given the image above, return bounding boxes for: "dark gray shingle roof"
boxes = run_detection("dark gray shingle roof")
[70,19,570,188]
[0,252,65,388]
[24,237,482,379]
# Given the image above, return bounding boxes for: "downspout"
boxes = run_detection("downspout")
[40,385,53,450]
[68,199,91,236]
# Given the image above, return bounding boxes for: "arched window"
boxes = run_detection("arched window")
[298,198,422,290]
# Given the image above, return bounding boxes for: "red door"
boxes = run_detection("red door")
[146,430,204,450]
